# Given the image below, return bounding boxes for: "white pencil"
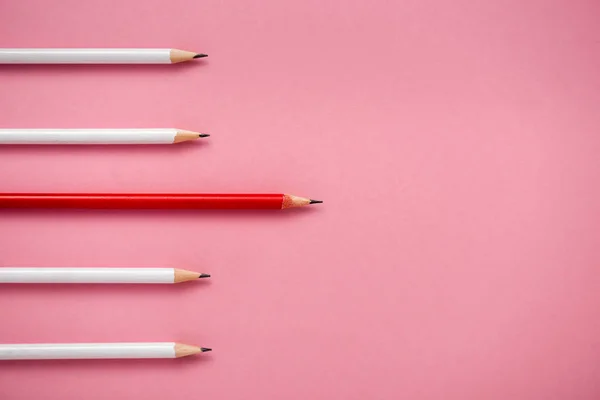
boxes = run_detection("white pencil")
[0,129,209,144]
[0,48,207,64]
[0,343,211,360]
[0,268,210,284]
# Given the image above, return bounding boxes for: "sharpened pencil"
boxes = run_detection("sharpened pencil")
[0,342,211,360]
[0,48,206,64]
[0,268,210,284]
[0,193,323,210]
[0,129,208,145]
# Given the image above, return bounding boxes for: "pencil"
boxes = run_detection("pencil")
[0,129,209,145]
[0,48,207,64]
[0,268,210,284]
[0,343,211,360]
[0,193,324,210]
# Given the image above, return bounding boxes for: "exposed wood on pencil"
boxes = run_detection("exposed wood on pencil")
[169,49,203,63]
[281,194,313,209]
[174,343,203,358]
[173,268,206,283]
[174,130,208,143]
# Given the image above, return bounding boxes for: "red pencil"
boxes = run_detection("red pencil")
[0,193,323,210]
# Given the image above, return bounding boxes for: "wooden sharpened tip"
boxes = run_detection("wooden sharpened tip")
[282,194,324,209]
[169,49,205,63]
[174,269,210,283]
[174,130,209,143]
[174,343,206,358]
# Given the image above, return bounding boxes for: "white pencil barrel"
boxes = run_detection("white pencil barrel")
[0,129,177,144]
[0,49,171,64]
[0,343,176,360]
[0,268,174,284]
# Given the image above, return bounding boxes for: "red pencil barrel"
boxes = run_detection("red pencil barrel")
[0,194,285,210]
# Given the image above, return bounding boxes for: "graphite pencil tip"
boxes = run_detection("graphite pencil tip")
[193,54,208,59]
[198,133,210,138]
[199,273,211,279]
[201,347,212,352]
[309,199,323,204]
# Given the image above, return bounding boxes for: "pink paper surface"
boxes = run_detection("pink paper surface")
[1,0,600,398]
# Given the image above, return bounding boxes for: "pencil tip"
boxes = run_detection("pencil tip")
[198,133,210,138]
[199,273,211,278]
[309,199,323,204]
[201,347,212,352]
[193,54,208,59]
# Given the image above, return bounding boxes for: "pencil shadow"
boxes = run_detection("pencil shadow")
[0,353,213,372]
[0,140,209,156]
[0,60,208,76]
[0,207,320,223]
[0,280,211,297]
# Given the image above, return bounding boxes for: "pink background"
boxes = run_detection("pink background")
[1,0,599,398]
